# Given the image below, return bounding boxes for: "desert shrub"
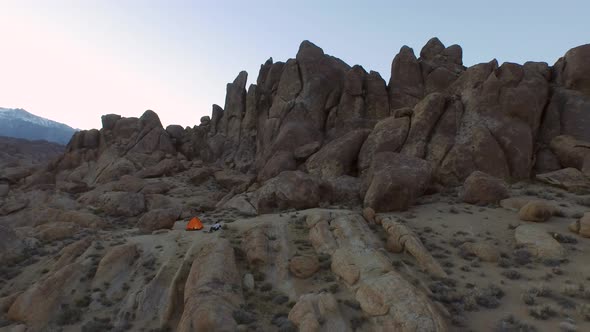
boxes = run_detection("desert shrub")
[529,304,557,320]
[75,295,92,308]
[494,315,537,332]
[502,270,521,280]
[232,309,257,324]
[552,233,578,244]
[81,317,113,332]
[260,282,272,292]
[475,284,504,309]
[579,303,590,321]
[56,306,82,325]
[513,250,533,266]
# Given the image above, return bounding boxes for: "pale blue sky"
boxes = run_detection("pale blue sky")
[0,0,587,130]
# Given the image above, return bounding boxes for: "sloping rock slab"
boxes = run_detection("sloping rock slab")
[536,168,590,194]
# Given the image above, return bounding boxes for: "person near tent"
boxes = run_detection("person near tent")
[208,222,222,233]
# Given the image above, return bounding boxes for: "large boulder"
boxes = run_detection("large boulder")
[363,152,433,212]
[357,116,410,174]
[518,201,554,222]
[0,226,24,264]
[86,191,146,217]
[34,222,80,242]
[254,171,321,214]
[136,208,181,233]
[550,135,590,176]
[536,168,590,194]
[136,158,185,178]
[569,212,590,238]
[288,293,350,332]
[514,224,564,259]
[319,175,362,206]
[461,171,509,205]
[8,263,85,329]
[93,244,138,287]
[177,239,243,332]
[305,129,370,178]
[213,169,255,192]
[289,255,320,279]
[558,44,590,95]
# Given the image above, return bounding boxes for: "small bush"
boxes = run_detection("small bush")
[328,283,340,294]
[260,282,272,292]
[529,304,557,320]
[579,303,590,321]
[56,307,82,325]
[75,295,92,308]
[81,317,113,332]
[343,299,361,310]
[502,270,521,280]
[232,309,257,324]
[494,315,537,332]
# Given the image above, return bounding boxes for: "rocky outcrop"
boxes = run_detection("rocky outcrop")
[7,263,85,329]
[254,171,320,214]
[363,152,433,212]
[569,212,590,238]
[28,39,590,217]
[518,201,554,222]
[306,212,448,331]
[289,255,320,279]
[305,129,370,178]
[514,224,564,259]
[550,135,590,176]
[177,239,243,332]
[380,216,447,277]
[136,208,181,233]
[92,244,138,288]
[288,293,350,332]
[536,168,590,194]
[459,242,500,262]
[461,171,509,205]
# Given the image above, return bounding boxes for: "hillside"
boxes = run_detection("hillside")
[0,108,77,145]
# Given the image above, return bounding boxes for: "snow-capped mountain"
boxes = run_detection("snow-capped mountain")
[0,107,77,145]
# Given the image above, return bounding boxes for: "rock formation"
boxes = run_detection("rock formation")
[42,38,590,214]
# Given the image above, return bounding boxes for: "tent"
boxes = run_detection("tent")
[186,217,204,231]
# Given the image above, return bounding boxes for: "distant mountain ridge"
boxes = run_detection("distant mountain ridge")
[0,107,77,145]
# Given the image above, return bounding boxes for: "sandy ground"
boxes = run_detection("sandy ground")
[1,180,590,331]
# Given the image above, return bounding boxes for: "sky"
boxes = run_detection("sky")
[0,0,588,130]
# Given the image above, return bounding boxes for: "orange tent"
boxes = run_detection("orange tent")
[186,217,204,231]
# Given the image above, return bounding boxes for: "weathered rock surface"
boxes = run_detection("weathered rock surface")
[536,168,590,194]
[136,208,181,233]
[92,244,138,288]
[518,201,554,222]
[514,224,564,259]
[289,255,320,279]
[569,212,590,238]
[460,242,501,262]
[363,152,432,212]
[177,239,243,332]
[461,171,509,205]
[0,226,24,263]
[307,212,448,331]
[288,293,350,332]
[305,129,370,178]
[81,191,146,217]
[254,171,320,214]
[381,216,447,277]
[550,135,590,175]
[7,263,84,329]
[34,222,80,241]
